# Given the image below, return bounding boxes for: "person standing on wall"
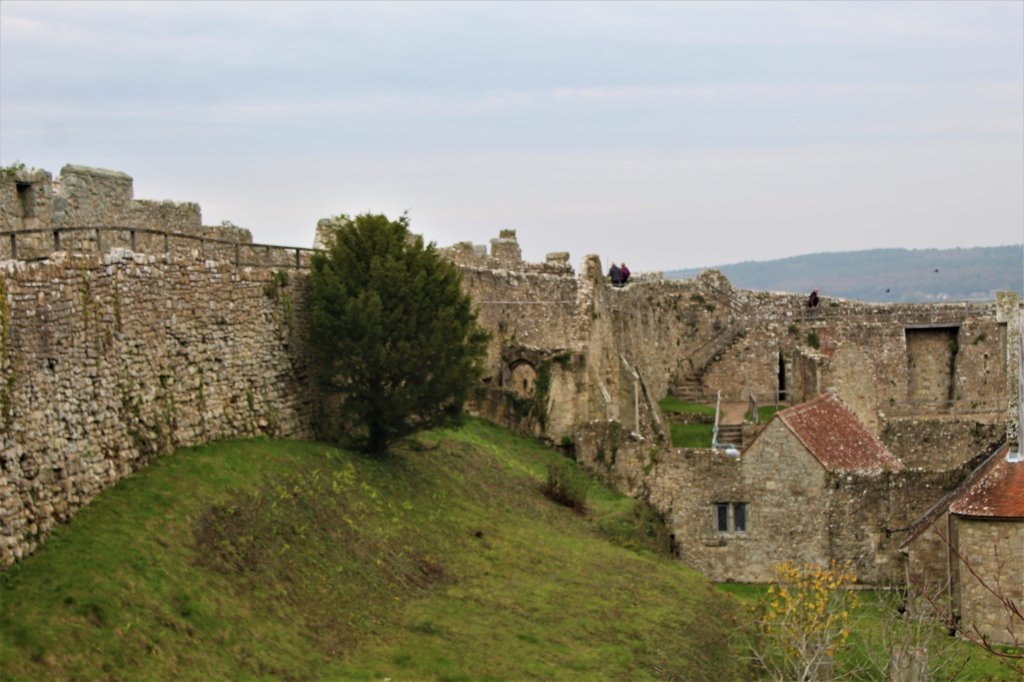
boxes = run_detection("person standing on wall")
[620,262,631,285]
[808,288,820,308]
[608,262,622,287]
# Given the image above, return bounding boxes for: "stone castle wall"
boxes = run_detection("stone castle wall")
[954,516,1023,646]
[998,291,1022,449]
[1,165,255,258]
[1,164,1019,579]
[454,253,581,442]
[880,418,1004,471]
[910,510,1024,647]
[2,165,201,233]
[0,250,313,563]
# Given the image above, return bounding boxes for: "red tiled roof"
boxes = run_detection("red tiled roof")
[950,448,1024,519]
[776,393,904,473]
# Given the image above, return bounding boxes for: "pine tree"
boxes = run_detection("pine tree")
[308,213,489,454]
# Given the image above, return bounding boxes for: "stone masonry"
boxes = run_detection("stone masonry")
[0,165,1020,585]
[0,249,314,563]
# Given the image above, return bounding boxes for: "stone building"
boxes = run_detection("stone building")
[902,443,1024,646]
[640,393,904,583]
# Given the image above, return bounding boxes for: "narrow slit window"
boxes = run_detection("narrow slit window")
[16,183,34,218]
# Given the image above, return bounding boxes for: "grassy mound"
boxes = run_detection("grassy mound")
[0,419,742,681]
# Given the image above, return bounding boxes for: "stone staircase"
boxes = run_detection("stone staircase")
[715,423,744,447]
[673,374,704,402]
[670,323,748,403]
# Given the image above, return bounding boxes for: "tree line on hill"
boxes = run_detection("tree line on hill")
[665,245,1023,303]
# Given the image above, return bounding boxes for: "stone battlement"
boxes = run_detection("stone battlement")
[2,164,216,235]
[438,230,575,276]
[0,165,321,268]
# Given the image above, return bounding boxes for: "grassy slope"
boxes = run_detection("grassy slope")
[0,420,742,681]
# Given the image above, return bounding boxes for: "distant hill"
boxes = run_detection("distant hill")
[665,245,1023,303]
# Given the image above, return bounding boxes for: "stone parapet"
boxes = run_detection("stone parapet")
[1,165,207,236]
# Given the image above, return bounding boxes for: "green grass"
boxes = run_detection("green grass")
[714,584,1021,680]
[0,420,742,681]
[669,422,714,448]
[658,396,716,416]
[744,404,782,423]
[659,398,716,447]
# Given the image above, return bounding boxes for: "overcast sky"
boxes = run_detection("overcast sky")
[1,1,1021,272]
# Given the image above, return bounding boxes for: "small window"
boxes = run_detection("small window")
[716,503,729,532]
[714,502,748,533]
[16,182,34,219]
[734,503,746,532]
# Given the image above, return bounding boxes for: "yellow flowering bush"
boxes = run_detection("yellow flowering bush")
[750,560,860,681]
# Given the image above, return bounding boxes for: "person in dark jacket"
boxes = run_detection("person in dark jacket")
[620,263,631,285]
[808,288,820,307]
[608,262,623,287]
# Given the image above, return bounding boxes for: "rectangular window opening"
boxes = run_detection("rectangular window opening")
[716,503,729,533]
[733,503,746,532]
[16,182,34,219]
[714,501,748,533]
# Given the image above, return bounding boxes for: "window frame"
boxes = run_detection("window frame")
[716,503,729,532]
[733,502,746,533]
[713,501,748,534]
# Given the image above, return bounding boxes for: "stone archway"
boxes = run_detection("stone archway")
[508,359,538,399]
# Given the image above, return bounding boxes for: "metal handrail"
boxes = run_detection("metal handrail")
[0,226,318,269]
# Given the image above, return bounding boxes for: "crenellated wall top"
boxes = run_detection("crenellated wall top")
[0,164,246,241]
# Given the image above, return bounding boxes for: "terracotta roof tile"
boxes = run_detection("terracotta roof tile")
[777,393,903,473]
[949,448,1024,519]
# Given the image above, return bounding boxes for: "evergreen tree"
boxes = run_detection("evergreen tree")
[308,213,489,454]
